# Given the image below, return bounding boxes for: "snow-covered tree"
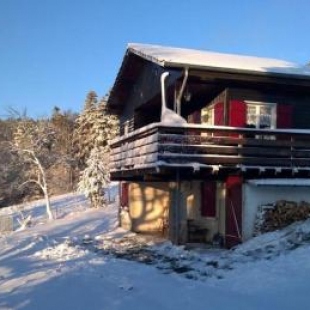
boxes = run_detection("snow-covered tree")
[0,107,78,208]
[73,91,98,170]
[13,118,56,220]
[50,107,77,192]
[77,147,110,208]
[74,92,119,208]
[0,119,23,207]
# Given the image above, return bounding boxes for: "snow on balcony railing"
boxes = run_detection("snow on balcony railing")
[110,123,310,173]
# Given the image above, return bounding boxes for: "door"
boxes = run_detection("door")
[225,176,243,248]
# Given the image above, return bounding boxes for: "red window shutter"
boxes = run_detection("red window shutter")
[214,102,224,125]
[188,110,201,124]
[277,104,293,129]
[193,110,201,124]
[201,182,216,217]
[120,182,129,207]
[229,100,246,127]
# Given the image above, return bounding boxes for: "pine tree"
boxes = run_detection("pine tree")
[73,91,98,169]
[77,147,109,208]
[50,107,77,192]
[74,91,119,208]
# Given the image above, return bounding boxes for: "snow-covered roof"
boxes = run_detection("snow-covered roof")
[247,179,310,186]
[128,43,310,78]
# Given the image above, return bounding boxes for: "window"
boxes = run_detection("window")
[201,106,215,138]
[201,107,214,125]
[246,101,276,129]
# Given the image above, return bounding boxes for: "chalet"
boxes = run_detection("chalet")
[107,43,310,248]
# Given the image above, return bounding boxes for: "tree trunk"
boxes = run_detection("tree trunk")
[25,150,54,220]
[43,186,53,220]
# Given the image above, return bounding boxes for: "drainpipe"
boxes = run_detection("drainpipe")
[176,68,189,116]
[160,72,170,121]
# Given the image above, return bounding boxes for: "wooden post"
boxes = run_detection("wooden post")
[168,169,182,245]
[224,88,229,126]
[175,169,180,244]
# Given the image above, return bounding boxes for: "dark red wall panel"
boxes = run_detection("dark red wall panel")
[277,104,293,129]
[214,102,224,125]
[229,100,246,127]
[201,181,217,217]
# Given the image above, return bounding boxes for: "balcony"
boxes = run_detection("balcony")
[110,123,310,180]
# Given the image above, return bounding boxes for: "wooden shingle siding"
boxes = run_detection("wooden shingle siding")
[110,123,310,180]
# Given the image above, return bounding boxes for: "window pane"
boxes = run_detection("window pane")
[246,105,257,127]
[246,103,275,129]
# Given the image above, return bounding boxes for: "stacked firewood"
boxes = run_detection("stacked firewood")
[254,200,310,235]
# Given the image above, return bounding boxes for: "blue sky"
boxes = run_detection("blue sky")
[1,0,310,118]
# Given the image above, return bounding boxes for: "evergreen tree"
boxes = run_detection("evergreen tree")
[50,107,77,192]
[74,91,119,208]
[77,147,109,208]
[73,91,98,169]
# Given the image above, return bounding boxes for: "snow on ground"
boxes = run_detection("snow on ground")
[1,191,310,310]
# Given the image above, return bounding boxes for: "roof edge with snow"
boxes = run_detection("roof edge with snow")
[128,43,310,78]
[247,179,310,186]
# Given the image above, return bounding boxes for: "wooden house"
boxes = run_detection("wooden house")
[107,43,310,248]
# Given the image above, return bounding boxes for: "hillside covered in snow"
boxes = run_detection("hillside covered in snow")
[1,194,310,310]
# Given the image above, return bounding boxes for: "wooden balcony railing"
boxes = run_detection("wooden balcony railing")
[109,123,310,176]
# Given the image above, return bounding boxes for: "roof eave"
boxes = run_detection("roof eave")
[162,61,310,81]
[128,45,166,67]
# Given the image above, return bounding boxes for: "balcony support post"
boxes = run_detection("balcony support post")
[175,168,181,244]
[169,168,182,245]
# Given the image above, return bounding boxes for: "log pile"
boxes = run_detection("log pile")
[254,200,310,235]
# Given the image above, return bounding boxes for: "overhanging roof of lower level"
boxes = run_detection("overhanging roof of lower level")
[247,179,310,186]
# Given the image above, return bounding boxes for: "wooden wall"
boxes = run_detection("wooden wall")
[128,182,171,233]
[125,181,226,244]
[119,62,181,131]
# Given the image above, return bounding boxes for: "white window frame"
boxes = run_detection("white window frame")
[201,105,215,125]
[245,101,277,129]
